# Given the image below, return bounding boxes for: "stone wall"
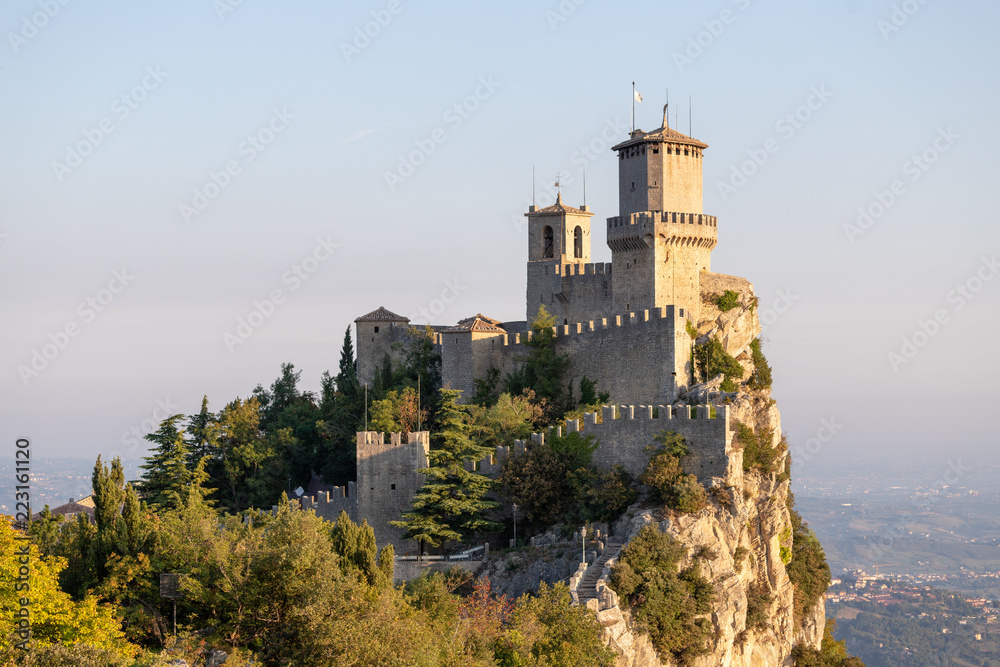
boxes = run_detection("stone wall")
[461,305,692,406]
[355,431,430,556]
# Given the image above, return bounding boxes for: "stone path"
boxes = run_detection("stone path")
[577,540,623,605]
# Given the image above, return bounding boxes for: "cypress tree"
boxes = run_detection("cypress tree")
[392,389,500,549]
[137,415,193,511]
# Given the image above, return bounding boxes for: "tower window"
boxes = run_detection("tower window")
[684,148,689,156]
[631,182,635,191]
[543,225,554,258]
[391,484,396,490]
[374,326,379,333]
[653,147,659,154]
[573,225,583,258]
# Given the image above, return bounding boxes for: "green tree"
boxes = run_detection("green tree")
[505,305,572,422]
[392,389,500,549]
[497,582,616,666]
[208,397,287,512]
[317,328,364,485]
[0,517,137,659]
[28,505,64,557]
[747,337,773,391]
[185,395,216,471]
[137,415,192,512]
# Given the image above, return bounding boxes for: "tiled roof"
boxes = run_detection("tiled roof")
[355,306,409,323]
[526,192,593,216]
[612,126,708,151]
[442,314,507,334]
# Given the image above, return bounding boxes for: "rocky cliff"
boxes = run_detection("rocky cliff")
[583,281,826,666]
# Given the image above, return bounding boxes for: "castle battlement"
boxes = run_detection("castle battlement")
[299,481,357,513]
[357,431,431,459]
[607,211,718,253]
[485,305,689,350]
[554,261,612,277]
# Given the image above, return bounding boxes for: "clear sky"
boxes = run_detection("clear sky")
[1,0,997,472]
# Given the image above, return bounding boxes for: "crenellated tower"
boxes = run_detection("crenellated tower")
[524,193,607,324]
[608,112,717,321]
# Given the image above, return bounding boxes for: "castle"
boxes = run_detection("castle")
[308,109,753,553]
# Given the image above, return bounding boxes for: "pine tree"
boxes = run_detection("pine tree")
[186,395,216,471]
[505,305,572,421]
[317,328,364,485]
[392,389,500,549]
[137,414,193,511]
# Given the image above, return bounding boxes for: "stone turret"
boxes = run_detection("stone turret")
[609,124,717,321]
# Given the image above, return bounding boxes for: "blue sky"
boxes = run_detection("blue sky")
[1,0,998,473]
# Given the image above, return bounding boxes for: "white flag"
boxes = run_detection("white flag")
[634,90,643,103]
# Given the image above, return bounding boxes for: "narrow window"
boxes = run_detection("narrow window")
[373,326,379,333]
[573,225,583,258]
[391,484,396,490]
[543,225,554,258]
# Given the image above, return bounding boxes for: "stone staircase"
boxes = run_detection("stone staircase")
[577,540,623,607]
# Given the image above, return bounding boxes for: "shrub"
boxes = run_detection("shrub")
[641,432,706,514]
[608,525,715,664]
[745,583,773,631]
[714,290,740,312]
[693,337,743,390]
[736,423,783,475]
[786,508,831,628]
[747,338,773,391]
[733,546,749,572]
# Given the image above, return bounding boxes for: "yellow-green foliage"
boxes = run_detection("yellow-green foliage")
[0,517,136,661]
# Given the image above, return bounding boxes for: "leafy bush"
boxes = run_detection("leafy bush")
[747,338,773,391]
[609,524,715,664]
[714,290,740,312]
[693,337,743,391]
[685,319,699,339]
[790,619,866,666]
[733,546,749,572]
[745,583,774,630]
[736,423,783,475]
[786,508,831,628]
[641,431,706,513]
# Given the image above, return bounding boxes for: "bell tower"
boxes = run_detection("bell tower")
[524,193,594,321]
[607,110,717,321]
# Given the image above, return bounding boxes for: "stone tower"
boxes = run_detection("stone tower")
[524,193,598,323]
[608,114,718,321]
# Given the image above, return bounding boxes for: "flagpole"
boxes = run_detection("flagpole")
[631,81,635,132]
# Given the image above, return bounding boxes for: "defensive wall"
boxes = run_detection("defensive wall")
[462,404,737,486]
[438,305,693,406]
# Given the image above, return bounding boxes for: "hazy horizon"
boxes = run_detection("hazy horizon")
[2,1,998,467]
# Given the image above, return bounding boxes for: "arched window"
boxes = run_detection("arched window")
[573,226,583,258]
[543,225,554,258]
